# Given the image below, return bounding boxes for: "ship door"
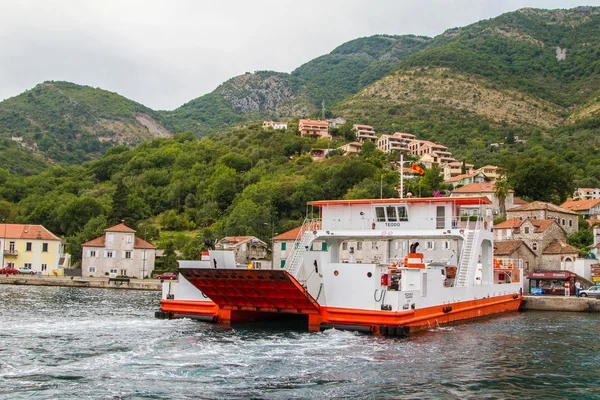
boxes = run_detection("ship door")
[436,206,445,229]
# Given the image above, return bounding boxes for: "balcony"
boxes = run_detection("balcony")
[4,249,18,257]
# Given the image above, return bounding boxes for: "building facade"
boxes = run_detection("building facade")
[299,119,331,140]
[0,224,67,275]
[215,236,269,268]
[81,222,156,278]
[507,201,579,235]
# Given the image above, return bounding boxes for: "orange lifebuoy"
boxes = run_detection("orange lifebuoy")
[459,229,465,234]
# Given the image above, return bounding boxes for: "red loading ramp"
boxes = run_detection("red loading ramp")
[179,269,320,315]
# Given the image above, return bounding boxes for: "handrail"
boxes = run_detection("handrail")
[284,218,321,278]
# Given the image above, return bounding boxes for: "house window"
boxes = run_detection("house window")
[280,260,286,269]
[120,269,127,276]
[357,242,363,251]
[125,251,132,259]
[126,235,132,243]
[88,267,96,273]
[524,227,530,234]
[426,241,434,249]
[42,243,48,252]
[569,220,573,227]
[342,242,348,251]
[110,268,117,274]
[90,250,96,257]
[107,234,114,244]
[532,242,538,251]
[281,243,286,251]
[444,241,450,249]
[24,263,32,269]
[26,242,32,251]
[561,219,565,225]
[372,242,378,250]
[106,251,114,258]
[41,264,47,271]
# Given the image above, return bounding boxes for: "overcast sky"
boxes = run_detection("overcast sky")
[1,0,599,110]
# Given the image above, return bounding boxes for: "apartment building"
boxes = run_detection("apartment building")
[352,124,378,143]
[299,119,331,140]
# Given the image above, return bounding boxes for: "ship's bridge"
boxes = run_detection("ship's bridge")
[307,196,492,232]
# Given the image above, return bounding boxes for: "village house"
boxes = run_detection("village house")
[572,188,600,201]
[338,141,362,155]
[450,182,516,217]
[299,119,331,140]
[560,198,600,226]
[538,240,580,272]
[272,227,303,270]
[476,165,505,182]
[262,121,288,130]
[352,124,378,143]
[377,132,416,153]
[0,223,69,275]
[493,240,537,277]
[444,170,488,189]
[507,201,579,235]
[81,222,156,278]
[215,236,269,268]
[443,161,475,180]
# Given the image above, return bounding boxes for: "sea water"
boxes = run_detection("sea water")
[1,285,599,399]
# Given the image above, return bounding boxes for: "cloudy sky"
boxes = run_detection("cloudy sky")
[1,0,598,110]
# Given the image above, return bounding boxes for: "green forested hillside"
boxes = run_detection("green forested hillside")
[0,81,172,164]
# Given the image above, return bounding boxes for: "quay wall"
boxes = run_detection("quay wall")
[521,295,600,312]
[0,276,161,291]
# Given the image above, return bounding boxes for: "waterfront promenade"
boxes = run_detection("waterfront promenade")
[0,275,161,290]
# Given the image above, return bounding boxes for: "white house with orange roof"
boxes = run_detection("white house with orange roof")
[0,223,68,275]
[560,198,600,226]
[450,182,516,217]
[215,236,269,268]
[299,119,331,140]
[262,121,288,130]
[573,188,600,201]
[81,221,156,278]
[352,124,378,143]
[444,170,487,188]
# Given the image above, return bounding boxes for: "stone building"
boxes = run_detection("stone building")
[493,240,537,275]
[507,201,578,235]
[538,240,580,272]
[215,236,269,268]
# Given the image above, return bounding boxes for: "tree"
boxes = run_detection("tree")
[494,180,512,219]
[510,157,572,203]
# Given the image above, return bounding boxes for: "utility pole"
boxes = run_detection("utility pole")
[1,219,6,270]
[142,226,147,280]
[396,153,407,199]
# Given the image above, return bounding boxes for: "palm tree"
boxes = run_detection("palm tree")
[494,180,511,219]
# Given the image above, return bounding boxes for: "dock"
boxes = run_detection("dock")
[522,295,600,312]
[0,275,161,291]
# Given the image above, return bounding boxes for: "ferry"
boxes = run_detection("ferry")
[158,196,523,335]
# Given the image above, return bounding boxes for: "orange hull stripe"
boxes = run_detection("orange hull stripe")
[160,299,219,316]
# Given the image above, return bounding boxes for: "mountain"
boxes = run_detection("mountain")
[163,35,430,134]
[0,81,172,164]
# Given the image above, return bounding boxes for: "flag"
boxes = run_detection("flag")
[412,163,424,174]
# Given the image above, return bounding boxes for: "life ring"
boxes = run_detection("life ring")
[459,229,465,234]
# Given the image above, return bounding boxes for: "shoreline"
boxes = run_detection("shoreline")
[0,275,161,291]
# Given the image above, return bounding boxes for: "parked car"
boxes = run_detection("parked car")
[0,268,19,275]
[157,272,178,280]
[17,267,35,275]
[579,286,600,298]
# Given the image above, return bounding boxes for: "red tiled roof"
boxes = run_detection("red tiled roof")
[0,224,61,241]
[272,226,302,241]
[542,239,579,255]
[494,218,523,229]
[219,236,254,244]
[508,201,577,215]
[560,198,600,212]
[445,171,481,183]
[104,222,136,233]
[81,231,155,249]
[494,218,557,233]
[451,182,497,193]
[494,240,528,256]
[513,197,528,206]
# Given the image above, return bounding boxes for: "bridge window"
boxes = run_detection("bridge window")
[375,205,409,222]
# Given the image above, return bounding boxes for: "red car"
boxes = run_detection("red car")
[1,268,19,275]
[157,272,178,280]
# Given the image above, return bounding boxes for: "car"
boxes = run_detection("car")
[157,272,178,280]
[579,286,600,298]
[0,268,19,275]
[17,267,35,275]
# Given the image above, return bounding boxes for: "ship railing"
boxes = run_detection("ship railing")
[451,215,487,231]
[493,258,523,270]
[284,218,321,279]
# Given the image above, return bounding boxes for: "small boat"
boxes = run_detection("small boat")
[158,196,523,335]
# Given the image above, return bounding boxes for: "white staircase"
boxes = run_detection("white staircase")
[284,219,320,279]
[455,230,477,287]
